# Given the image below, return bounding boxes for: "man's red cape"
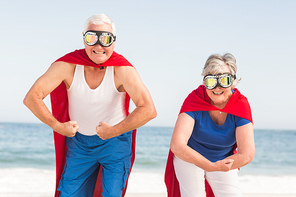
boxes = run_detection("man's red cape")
[164,85,253,197]
[50,49,135,197]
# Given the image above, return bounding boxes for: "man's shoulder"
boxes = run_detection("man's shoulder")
[50,61,77,75]
[52,61,76,68]
[114,65,137,77]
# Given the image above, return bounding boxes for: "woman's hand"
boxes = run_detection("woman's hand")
[209,159,234,172]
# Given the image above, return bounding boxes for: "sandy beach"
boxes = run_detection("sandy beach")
[1,168,296,197]
[3,192,281,196]
[125,194,296,197]
[2,193,295,197]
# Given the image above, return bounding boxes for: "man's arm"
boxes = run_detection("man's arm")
[96,66,157,139]
[23,62,79,137]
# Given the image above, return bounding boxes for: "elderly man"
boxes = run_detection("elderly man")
[24,14,156,197]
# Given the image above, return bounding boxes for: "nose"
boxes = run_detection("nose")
[93,43,104,49]
[91,44,106,53]
[213,86,223,91]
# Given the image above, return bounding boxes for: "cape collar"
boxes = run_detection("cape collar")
[54,49,132,68]
[180,85,253,123]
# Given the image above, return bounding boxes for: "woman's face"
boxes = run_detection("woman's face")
[205,65,233,109]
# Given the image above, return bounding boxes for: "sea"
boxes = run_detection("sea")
[0,122,296,196]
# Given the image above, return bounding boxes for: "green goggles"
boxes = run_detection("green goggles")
[83,30,116,47]
[203,73,236,90]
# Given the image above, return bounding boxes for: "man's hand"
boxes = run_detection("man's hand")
[55,121,79,137]
[96,122,115,140]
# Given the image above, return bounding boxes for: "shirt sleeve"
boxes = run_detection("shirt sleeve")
[236,116,251,127]
[185,111,195,119]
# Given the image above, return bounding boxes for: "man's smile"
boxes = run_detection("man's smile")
[93,50,105,54]
[213,91,223,95]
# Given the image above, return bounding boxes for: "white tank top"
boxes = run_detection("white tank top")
[67,65,126,136]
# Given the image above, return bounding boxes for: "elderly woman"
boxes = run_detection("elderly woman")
[165,53,255,197]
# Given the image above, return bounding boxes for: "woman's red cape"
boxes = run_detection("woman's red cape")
[164,85,253,197]
[49,49,135,197]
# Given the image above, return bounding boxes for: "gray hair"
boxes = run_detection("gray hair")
[84,14,116,35]
[202,53,240,87]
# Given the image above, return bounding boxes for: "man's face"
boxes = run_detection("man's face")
[83,23,115,64]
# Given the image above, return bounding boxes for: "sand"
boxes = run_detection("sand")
[1,193,296,197]
[1,168,296,197]
[125,193,296,197]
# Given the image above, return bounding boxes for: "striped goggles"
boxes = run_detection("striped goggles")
[83,30,116,47]
[203,73,235,90]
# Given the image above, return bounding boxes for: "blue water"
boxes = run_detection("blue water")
[0,122,295,176]
[0,123,55,169]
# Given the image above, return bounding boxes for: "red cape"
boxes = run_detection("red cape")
[50,49,135,197]
[164,85,253,197]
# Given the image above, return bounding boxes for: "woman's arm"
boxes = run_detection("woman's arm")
[227,122,255,169]
[170,113,234,172]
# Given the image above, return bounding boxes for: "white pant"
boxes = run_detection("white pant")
[173,156,243,197]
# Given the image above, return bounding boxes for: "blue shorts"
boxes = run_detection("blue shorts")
[57,131,132,197]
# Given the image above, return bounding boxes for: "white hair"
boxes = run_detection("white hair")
[84,14,116,35]
[202,53,240,87]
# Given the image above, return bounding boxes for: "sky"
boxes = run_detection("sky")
[0,0,295,130]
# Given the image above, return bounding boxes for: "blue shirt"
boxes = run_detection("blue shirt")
[185,111,250,162]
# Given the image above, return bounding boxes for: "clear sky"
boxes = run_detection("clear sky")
[1,0,295,130]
